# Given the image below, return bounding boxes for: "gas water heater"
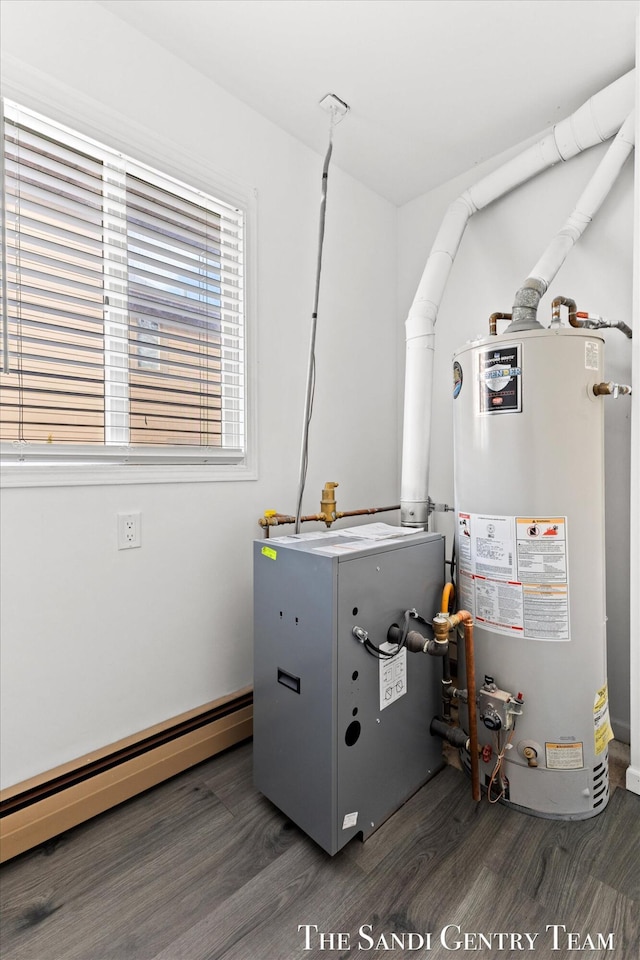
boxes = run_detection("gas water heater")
[452,325,613,818]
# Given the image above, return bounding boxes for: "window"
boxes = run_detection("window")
[0,100,247,470]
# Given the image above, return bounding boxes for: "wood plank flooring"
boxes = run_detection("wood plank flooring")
[1,741,638,960]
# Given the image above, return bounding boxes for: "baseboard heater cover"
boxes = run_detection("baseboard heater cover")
[0,690,253,863]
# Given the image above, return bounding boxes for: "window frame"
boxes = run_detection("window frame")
[0,78,258,489]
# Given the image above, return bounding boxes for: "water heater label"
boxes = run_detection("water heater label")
[457,512,570,641]
[585,340,600,371]
[378,644,407,711]
[516,518,570,641]
[478,344,522,415]
[546,742,584,770]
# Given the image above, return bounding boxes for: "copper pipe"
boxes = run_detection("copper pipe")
[551,296,578,327]
[259,504,400,531]
[593,381,632,397]
[461,616,480,803]
[489,312,512,336]
[259,512,324,528]
[433,610,480,802]
[555,300,632,339]
[335,505,400,519]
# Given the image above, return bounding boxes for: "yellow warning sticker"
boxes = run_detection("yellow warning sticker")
[594,684,614,755]
[545,742,584,770]
[261,546,277,560]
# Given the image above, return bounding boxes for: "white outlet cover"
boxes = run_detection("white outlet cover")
[117,512,141,549]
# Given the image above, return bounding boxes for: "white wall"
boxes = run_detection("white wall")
[0,1,399,787]
[627,15,640,794]
[398,131,635,741]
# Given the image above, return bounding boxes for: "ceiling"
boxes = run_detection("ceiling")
[97,0,637,206]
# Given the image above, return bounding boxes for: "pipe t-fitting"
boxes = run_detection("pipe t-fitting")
[433,614,452,644]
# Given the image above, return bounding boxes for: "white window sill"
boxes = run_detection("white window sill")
[0,460,258,488]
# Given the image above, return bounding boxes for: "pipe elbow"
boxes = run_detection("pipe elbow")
[453,191,477,218]
[432,609,473,642]
[451,609,473,628]
[553,71,635,158]
[425,639,449,657]
[404,630,430,654]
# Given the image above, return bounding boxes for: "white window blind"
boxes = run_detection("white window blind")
[0,99,246,464]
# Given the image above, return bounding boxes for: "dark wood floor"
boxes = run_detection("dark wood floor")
[1,740,638,960]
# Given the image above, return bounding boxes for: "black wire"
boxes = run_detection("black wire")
[363,637,397,660]
[361,609,415,660]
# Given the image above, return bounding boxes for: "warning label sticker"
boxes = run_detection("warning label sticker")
[475,577,524,631]
[516,518,568,582]
[517,518,569,639]
[474,514,516,579]
[457,512,570,640]
[585,340,600,371]
[379,644,407,711]
[594,684,614,756]
[546,742,584,770]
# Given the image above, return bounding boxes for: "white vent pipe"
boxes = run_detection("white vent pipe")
[401,70,635,526]
[509,111,635,329]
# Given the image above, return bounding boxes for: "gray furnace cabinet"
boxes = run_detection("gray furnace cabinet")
[253,529,445,855]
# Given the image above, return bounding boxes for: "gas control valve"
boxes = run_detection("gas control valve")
[478,676,524,731]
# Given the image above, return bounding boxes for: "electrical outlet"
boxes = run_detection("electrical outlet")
[117,512,141,550]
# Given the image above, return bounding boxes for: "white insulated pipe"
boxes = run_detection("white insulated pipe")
[401,70,636,526]
[528,112,635,291]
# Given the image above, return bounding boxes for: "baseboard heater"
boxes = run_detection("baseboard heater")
[0,688,253,863]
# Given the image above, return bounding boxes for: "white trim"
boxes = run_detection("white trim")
[0,460,257,488]
[627,14,640,796]
[0,57,259,487]
[627,766,640,794]
[0,57,253,213]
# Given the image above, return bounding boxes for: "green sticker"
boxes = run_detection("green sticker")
[262,546,277,560]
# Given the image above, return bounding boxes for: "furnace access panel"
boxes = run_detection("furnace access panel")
[253,527,445,855]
